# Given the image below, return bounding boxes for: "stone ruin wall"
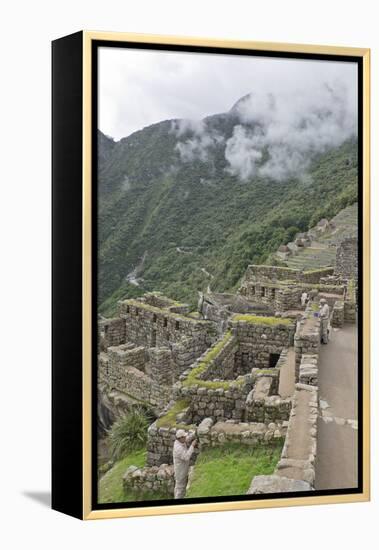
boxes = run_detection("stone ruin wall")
[232,318,295,370]
[146,423,199,467]
[123,463,175,496]
[197,417,287,450]
[98,345,171,410]
[98,297,219,417]
[119,299,215,349]
[294,306,321,382]
[176,379,253,424]
[335,237,358,281]
[239,265,340,313]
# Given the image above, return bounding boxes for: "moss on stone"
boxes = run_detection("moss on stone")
[254,369,278,375]
[182,331,242,390]
[303,267,333,274]
[156,399,191,428]
[233,314,292,326]
[124,299,208,324]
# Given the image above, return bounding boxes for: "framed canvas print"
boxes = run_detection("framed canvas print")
[52,31,370,520]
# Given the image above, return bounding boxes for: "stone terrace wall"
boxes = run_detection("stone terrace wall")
[123,464,175,496]
[146,347,173,387]
[243,265,300,282]
[245,375,292,423]
[198,335,238,380]
[171,336,215,380]
[331,300,344,328]
[299,267,335,284]
[102,317,126,349]
[298,354,318,386]
[247,382,318,494]
[98,346,171,409]
[146,423,198,466]
[275,286,302,311]
[197,418,287,449]
[277,382,318,486]
[294,307,320,382]
[119,298,216,351]
[232,317,296,369]
[336,237,358,281]
[177,377,254,423]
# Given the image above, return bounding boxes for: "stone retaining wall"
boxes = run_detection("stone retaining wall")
[336,237,358,281]
[331,300,344,328]
[98,346,171,410]
[298,354,318,386]
[177,378,253,423]
[119,298,216,349]
[294,306,320,382]
[247,382,318,494]
[123,464,175,496]
[245,375,292,423]
[102,317,126,349]
[197,418,287,448]
[146,422,198,466]
[232,317,295,369]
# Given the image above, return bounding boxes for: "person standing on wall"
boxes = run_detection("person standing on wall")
[173,429,197,499]
[319,298,330,344]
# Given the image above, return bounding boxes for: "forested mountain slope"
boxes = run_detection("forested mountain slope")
[97,96,358,315]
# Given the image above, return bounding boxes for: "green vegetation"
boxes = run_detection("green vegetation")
[108,408,149,460]
[186,443,282,498]
[98,111,358,315]
[98,448,146,504]
[156,399,191,428]
[233,314,292,326]
[182,331,237,390]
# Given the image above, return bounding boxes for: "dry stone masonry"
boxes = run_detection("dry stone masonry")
[98,232,358,498]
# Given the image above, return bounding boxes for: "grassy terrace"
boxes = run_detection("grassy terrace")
[122,298,208,323]
[98,449,146,504]
[186,443,282,498]
[156,399,194,429]
[233,314,293,326]
[98,449,171,503]
[182,331,240,390]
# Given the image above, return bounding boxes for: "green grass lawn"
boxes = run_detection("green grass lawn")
[186,443,282,498]
[98,449,147,504]
[98,449,171,504]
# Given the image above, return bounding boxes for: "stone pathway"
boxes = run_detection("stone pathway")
[315,323,358,490]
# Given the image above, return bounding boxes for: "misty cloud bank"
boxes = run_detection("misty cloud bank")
[174,81,357,182]
[171,119,224,162]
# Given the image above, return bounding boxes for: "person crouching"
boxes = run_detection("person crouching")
[173,429,197,499]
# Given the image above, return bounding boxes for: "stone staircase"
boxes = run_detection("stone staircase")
[284,203,358,271]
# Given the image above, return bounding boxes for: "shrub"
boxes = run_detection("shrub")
[108,408,149,461]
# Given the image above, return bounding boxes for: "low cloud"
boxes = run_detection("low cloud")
[172,119,224,163]
[225,81,357,181]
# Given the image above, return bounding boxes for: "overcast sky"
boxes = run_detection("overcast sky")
[98,46,358,141]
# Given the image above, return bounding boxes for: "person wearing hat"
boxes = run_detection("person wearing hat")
[319,298,330,344]
[173,429,197,499]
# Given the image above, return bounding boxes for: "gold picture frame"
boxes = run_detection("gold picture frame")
[52,30,370,520]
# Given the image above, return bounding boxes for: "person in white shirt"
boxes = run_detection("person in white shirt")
[173,429,197,499]
[319,298,330,344]
[301,291,308,307]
